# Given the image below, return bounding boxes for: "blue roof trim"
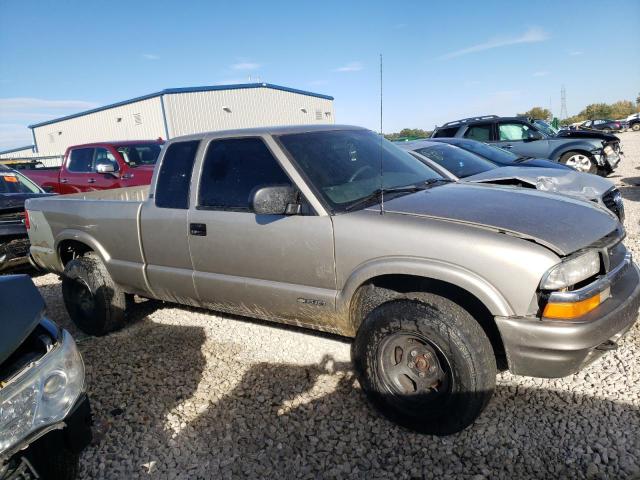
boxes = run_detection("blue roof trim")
[28,83,334,129]
[0,145,35,155]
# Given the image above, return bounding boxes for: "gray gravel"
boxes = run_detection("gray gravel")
[33,133,640,479]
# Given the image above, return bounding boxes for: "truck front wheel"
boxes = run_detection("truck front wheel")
[61,253,128,336]
[352,295,496,435]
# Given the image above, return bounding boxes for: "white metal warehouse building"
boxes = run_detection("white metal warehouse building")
[15,83,334,156]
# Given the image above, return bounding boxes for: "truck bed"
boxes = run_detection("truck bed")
[26,186,150,293]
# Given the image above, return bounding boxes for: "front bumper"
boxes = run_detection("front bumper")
[495,260,640,378]
[0,238,31,272]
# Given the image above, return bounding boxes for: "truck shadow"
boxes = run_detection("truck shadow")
[79,343,640,479]
[33,278,638,478]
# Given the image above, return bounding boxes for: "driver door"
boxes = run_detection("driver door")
[187,136,336,327]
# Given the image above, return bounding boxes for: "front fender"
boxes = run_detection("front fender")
[336,256,515,328]
[550,140,600,161]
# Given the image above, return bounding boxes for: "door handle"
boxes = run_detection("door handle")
[189,223,207,236]
[60,178,68,183]
[88,178,96,183]
[502,144,513,149]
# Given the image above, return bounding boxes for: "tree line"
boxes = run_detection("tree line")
[385,93,639,138]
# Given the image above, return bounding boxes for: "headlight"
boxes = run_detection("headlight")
[535,176,558,192]
[540,250,600,290]
[604,145,614,156]
[0,330,84,456]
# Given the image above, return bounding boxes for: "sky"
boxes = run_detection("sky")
[0,0,639,150]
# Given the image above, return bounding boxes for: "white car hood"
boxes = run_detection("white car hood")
[465,167,615,202]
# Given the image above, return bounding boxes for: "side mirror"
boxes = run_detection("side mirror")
[525,130,543,141]
[251,185,300,215]
[96,163,116,174]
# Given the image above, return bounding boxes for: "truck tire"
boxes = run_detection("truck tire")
[559,151,597,174]
[352,295,496,435]
[632,123,640,132]
[61,252,128,336]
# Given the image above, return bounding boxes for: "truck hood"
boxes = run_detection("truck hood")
[376,183,620,256]
[465,167,614,202]
[0,275,45,365]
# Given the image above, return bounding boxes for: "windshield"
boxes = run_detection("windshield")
[0,169,43,194]
[277,130,443,212]
[533,120,558,137]
[116,143,162,166]
[449,140,519,166]
[414,144,497,178]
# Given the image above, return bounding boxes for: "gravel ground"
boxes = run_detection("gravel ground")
[32,133,640,480]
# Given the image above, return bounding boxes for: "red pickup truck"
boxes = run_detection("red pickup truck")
[23,140,163,194]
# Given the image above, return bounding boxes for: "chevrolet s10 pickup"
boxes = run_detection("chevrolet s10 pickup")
[24,125,640,434]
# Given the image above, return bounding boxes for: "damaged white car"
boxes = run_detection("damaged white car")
[400,139,624,222]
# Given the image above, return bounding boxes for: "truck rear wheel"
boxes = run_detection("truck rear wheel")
[352,295,496,435]
[61,253,128,336]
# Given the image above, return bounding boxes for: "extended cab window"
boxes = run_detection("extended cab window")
[464,124,492,141]
[498,122,532,141]
[155,140,200,209]
[198,137,291,211]
[67,148,94,172]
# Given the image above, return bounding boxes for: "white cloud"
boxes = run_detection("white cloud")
[533,71,550,77]
[438,27,550,60]
[142,53,160,60]
[0,123,34,150]
[334,61,363,72]
[231,62,261,70]
[568,50,583,56]
[0,97,98,110]
[0,97,98,150]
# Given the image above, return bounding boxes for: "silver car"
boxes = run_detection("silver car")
[399,139,624,222]
[25,125,640,435]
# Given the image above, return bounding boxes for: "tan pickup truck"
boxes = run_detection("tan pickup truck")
[25,125,640,434]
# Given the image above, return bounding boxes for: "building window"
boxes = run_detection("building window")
[133,113,142,125]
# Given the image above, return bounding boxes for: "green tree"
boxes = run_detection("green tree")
[517,107,551,120]
[582,103,613,119]
[384,128,431,141]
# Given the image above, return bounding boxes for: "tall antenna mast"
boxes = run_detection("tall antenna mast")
[379,53,384,215]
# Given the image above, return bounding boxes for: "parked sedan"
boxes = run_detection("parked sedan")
[580,119,624,133]
[399,139,624,221]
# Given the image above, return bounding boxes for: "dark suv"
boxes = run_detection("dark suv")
[431,115,622,176]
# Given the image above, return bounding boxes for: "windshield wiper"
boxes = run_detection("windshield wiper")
[344,180,452,212]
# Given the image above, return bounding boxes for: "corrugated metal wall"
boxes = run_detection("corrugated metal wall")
[164,88,335,137]
[32,97,165,155]
[30,87,335,155]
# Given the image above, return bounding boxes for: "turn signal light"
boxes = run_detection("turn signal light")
[24,210,30,229]
[543,293,603,320]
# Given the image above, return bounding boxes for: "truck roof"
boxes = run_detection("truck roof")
[166,124,368,142]
[67,139,165,149]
